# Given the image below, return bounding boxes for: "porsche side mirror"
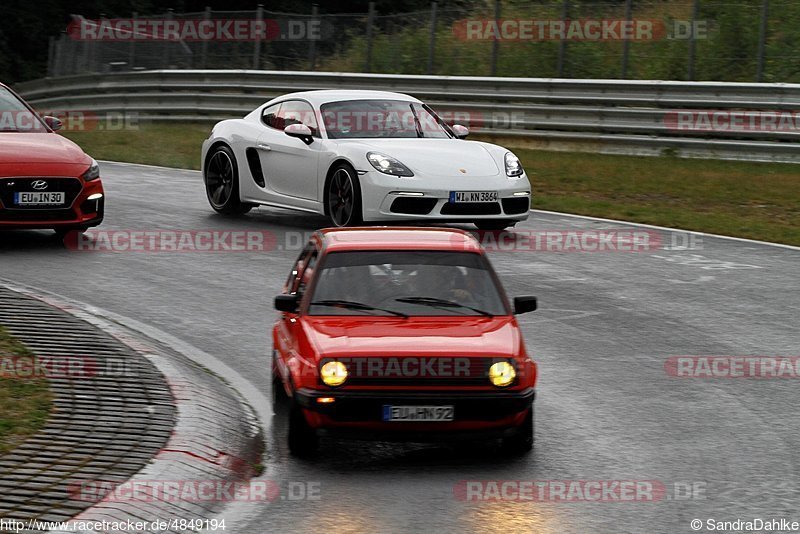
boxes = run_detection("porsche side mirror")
[513,296,537,314]
[284,123,313,145]
[43,115,63,131]
[275,294,299,313]
[452,124,469,139]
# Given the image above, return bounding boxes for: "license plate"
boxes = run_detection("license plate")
[382,405,454,422]
[14,192,65,206]
[449,191,498,203]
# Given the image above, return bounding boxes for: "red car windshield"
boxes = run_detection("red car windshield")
[308,250,507,317]
[0,86,46,132]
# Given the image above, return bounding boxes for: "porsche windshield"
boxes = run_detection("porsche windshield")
[321,99,451,139]
[308,250,507,317]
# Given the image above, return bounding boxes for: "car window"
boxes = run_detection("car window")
[320,99,451,139]
[261,103,282,130]
[285,242,320,296]
[0,87,46,132]
[297,248,319,295]
[277,100,320,138]
[308,250,507,316]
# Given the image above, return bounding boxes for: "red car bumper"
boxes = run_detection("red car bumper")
[0,176,104,229]
[294,387,535,441]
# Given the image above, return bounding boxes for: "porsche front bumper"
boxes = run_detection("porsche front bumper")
[358,169,531,223]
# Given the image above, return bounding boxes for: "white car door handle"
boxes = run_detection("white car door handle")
[257,143,271,151]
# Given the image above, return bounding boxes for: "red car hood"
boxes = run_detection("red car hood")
[301,316,520,358]
[0,132,90,176]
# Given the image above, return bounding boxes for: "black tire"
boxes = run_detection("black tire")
[204,145,252,215]
[503,406,534,454]
[288,400,319,457]
[272,373,289,413]
[475,220,514,231]
[325,163,363,227]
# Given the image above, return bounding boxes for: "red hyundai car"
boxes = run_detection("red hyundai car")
[0,82,104,235]
[272,227,538,456]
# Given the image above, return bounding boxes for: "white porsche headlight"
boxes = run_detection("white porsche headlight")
[505,152,524,177]
[367,152,414,177]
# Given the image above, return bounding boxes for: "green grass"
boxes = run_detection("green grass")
[62,123,800,246]
[0,326,52,455]
[64,122,212,170]
[518,148,800,246]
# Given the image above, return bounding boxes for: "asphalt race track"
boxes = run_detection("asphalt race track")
[1,162,798,533]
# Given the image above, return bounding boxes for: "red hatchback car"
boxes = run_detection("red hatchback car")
[0,83,104,235]
[272,227,538,456]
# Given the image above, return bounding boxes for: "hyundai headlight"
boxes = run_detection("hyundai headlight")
[81,158,100,181]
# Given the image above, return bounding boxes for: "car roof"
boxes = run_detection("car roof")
[317,227,484,253]
[267,90,421,107]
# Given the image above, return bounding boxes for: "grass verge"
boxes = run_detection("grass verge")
[0,326,52,455]
[62,123,800,246]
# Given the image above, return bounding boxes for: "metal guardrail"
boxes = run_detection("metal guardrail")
[15,70,800,163]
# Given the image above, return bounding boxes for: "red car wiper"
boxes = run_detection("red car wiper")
[310,299,409,319]
[394,296,494,317]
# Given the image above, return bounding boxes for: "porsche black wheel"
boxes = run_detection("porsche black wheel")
[326,164,362,227]
[204,145,252,215]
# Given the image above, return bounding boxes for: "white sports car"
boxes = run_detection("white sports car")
[201,90,531,229]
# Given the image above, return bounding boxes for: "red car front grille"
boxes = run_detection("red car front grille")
[0,177,83,211]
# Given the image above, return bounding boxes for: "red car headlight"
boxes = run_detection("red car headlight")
[81,159,100,181]
[488,361,516,387]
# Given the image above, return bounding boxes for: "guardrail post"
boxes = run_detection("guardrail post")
[756,0,769,82]
[254,4,264,69]
[557,0,570,77]
[621,0,633,78]
[365,2,376,73]
[490,0,500,76]
[427,2,437,74]
[687,0,699,80]
[164,9,174,68]
[47,36,55,77]
[52,35,64,77]
[309,4,319,70]
[80,39,90,74]
[129,12,138,70]
[201,7,211,68]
